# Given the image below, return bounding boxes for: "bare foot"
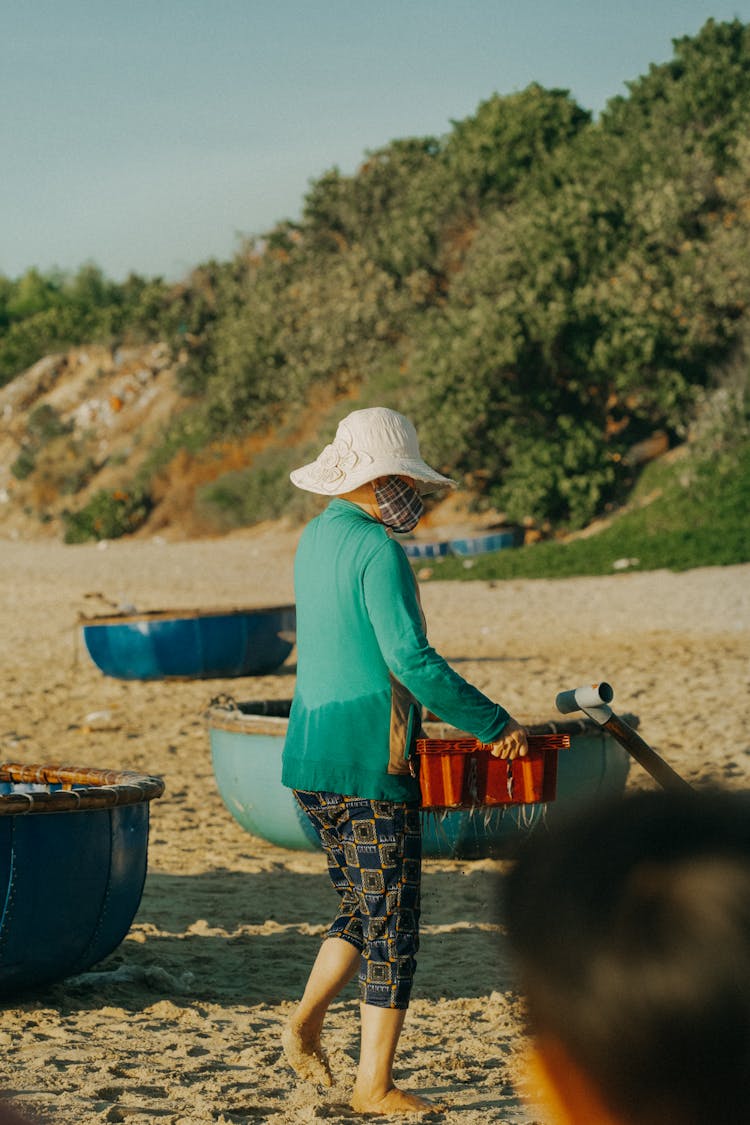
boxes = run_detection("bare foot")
[281,1022,333,1087]
[350,1086,442,1115]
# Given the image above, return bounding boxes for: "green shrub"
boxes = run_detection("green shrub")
[27,403,72,442]
[62,489,152,543]
[196,450,317,530]
[10,446,36,481]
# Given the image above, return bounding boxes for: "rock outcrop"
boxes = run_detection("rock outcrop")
[0,343,182,540]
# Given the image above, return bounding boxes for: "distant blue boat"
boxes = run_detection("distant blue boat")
[402,527,521,561]
[80,604,296,681]
[206,700,631,860]
[448,529,522,557]
[401,540,451,560]
[0,762,164,996]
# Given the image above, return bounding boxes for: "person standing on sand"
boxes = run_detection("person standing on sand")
[280,407,528,1116]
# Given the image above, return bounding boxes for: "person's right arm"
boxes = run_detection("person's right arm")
[363,538,528,756]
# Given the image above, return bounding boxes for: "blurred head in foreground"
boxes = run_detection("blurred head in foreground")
[505,788,750,1125]
[0,1103,43,1125]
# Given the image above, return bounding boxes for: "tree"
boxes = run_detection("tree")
[444,84,590,207]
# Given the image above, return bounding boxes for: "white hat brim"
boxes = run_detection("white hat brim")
[290,455,455,496]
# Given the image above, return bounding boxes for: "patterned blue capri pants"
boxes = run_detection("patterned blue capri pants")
[293,790,422,1009]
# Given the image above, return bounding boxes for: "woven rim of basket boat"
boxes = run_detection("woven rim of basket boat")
[78,604,295,626]
[204,699,640,738]
[0,763,165,815]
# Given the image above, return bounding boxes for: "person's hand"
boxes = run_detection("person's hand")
[490,717,528,759]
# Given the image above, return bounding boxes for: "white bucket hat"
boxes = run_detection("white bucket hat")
[290,407,455,495]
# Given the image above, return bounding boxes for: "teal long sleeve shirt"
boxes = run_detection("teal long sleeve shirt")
[281,499,510,802]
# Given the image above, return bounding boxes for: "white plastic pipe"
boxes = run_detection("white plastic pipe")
[556,681,692,791]
[556,682,614,724]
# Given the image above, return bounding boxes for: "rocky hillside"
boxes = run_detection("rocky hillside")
[0,344,185,540]
[0,345,505,544]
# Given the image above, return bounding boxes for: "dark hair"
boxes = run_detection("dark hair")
[504,789,750,1125]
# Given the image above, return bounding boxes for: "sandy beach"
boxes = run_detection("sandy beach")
[1,526,748,1124]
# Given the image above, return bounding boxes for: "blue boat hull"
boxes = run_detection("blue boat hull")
[448,529,522,556]
[402,540,450,560]
[402,528,522,561]
[210,729,321,851]
[82,606,296,680]
[208,706,631,860]
[0,801,150,996]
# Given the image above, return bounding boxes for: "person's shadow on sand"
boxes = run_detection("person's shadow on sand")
[41,865,515,1012]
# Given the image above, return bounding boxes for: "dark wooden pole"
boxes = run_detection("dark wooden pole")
[603,712,693,793]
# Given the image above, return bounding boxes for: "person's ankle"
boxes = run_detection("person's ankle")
[351,1078,392,1101]
[287,1014,323,1041]
[281,1022,332,1087]
[350,1084,439,1114]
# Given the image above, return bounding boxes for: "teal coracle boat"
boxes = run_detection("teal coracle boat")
[0,763,164,997]
[206,699,632,860]
[80,604,296,680]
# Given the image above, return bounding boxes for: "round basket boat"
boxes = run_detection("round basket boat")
[80,604,296,681]
[402,528,522,561]
[401,540,451,561]
[0,763,164,997]
[447,528,523,557]
[206,700,632,860]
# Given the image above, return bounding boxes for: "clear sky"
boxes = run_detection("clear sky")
[3,1,749,282]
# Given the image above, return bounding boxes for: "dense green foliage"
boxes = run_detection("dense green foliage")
[4,19,750,556]
[0,266,183,386]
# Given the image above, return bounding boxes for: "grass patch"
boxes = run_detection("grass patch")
[416,442,750,581]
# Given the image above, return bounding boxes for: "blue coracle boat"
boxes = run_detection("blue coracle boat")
[401,540,451,560]
[402,528,522,561]
[0,763,164,996]
[80,604,296,680]
[448,529,522,556]
[206,700,631,860]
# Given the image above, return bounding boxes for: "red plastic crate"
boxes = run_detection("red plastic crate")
[414,733,569,809]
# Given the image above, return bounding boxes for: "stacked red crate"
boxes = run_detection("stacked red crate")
[414,733,569,809]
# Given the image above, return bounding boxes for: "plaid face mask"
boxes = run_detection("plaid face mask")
[373,476,424,533]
